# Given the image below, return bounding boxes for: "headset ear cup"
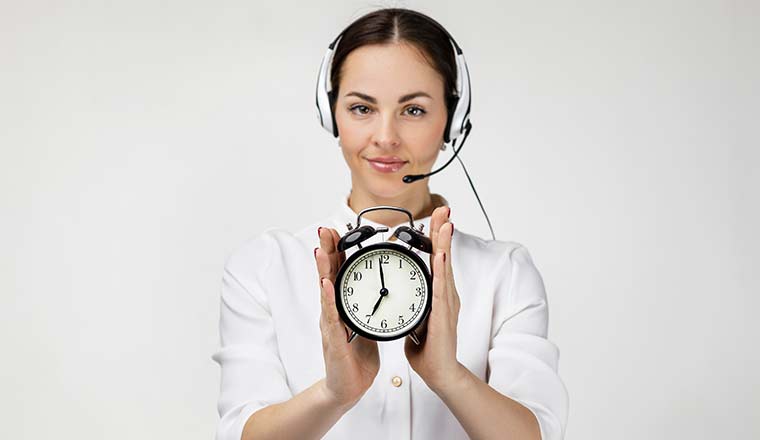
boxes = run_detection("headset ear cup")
[443,95,460,143]
[328,90,339,137]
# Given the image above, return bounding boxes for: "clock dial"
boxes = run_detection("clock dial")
[338,245,429,339]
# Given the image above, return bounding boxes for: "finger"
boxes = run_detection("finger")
[429,206,450,266]
[443,223,459,312]
[320,277,348,345]
[318,227,339,277]
[429,207,442,249]
[441,249,456,319]
[321,227,345,277]
[436,222,459,318]
[315,247,333,283]
[329,228,346,266]
[438,222,454,281]
[319,276,329,335]
[437,221,453,257]
[319,276,328,335]
[318,226,337,253]
[432,250,448,314]
[316,232,340,281]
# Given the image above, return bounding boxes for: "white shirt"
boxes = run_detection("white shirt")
[212,193,569,440]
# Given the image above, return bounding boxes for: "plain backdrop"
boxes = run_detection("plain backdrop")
[1,0,758,438]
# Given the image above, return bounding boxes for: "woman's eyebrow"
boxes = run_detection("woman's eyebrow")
[344,91,433,103]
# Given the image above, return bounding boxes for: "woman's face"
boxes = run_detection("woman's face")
[334,42,448,200]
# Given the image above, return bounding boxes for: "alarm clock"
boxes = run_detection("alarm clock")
[334,206,434,345]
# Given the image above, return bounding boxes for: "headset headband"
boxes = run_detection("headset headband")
[315,12,471,143]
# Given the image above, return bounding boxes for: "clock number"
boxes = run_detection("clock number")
[410,270,416,280]
[352,303,359,313]
[409,303,415,312]
[399,258,403,269]
[365,259,373,270]
[416,287,423,297]
[353,272,362,281]
[365,314,372,324]
[380,255,389,264]
[381,319,387,329]
[398,315,405,325]
[346,286,354,296]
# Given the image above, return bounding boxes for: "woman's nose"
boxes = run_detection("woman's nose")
[371,113,401,149]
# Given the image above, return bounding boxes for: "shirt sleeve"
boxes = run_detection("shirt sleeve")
[486,244,569,440]
[211,232,293,440]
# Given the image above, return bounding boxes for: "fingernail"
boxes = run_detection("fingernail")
[450,222,454,237]
[317,227,322,238]
[320,277,326,287]
[314,247,318,259]
[446,207,451,218]
[443,252,447,263]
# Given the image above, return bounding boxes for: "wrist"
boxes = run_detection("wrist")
[316,379,358,413]
[430,362,471,399]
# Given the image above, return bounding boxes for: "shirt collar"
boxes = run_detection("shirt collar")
[329,191,449,241]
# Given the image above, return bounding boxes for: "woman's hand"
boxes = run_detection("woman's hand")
[315,227,380,409]
[404,207,466,394]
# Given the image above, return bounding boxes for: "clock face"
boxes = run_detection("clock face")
[335,242,431,341]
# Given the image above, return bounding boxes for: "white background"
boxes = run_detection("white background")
[1,0,758,438]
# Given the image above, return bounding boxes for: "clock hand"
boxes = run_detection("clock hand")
[370,294,383,317]
[370,287,389,316]
[379,256,385,289]
[371,257,389,317]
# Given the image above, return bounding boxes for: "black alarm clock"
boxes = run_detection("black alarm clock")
[334,206,434,345]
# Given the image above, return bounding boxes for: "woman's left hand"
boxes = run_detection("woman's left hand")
[404,206,465,394]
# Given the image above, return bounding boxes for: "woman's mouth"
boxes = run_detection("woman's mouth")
[365,157,408,173]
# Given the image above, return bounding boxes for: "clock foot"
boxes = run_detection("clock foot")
[409,330,421,346]
[347,330,358,343]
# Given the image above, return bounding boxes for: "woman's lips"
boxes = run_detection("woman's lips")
[366,158,407,173]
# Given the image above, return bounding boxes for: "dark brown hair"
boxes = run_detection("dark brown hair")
[329,8,459,114]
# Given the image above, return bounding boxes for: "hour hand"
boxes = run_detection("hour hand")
[371,295,383,316]
[371,286,389,316]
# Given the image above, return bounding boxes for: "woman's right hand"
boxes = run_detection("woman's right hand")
[315,227,380,409]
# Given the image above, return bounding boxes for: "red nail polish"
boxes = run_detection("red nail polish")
[317,227,322,238]
[450,222,454,237]
[314,247,318,258]
[443,252,447,263]
[446,207,451,218]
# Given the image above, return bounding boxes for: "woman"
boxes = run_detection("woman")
[212,8,568,440]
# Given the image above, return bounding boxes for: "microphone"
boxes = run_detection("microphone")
[402,120,472,184]
[401,120,495,240]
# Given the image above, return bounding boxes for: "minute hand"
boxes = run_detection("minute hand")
[379,256,385,289]
[371,257,388,316]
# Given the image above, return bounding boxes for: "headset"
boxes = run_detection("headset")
[314,10,495,240]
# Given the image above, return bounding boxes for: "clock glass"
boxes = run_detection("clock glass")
[337,243,430,340]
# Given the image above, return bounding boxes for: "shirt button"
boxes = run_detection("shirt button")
[391,376,403,387]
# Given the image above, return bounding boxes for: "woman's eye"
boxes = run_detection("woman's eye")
[405,106,426,117]
[349,105,371,115]
[348,104,426,117]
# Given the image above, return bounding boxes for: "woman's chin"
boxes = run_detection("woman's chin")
[361,179,410,200]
